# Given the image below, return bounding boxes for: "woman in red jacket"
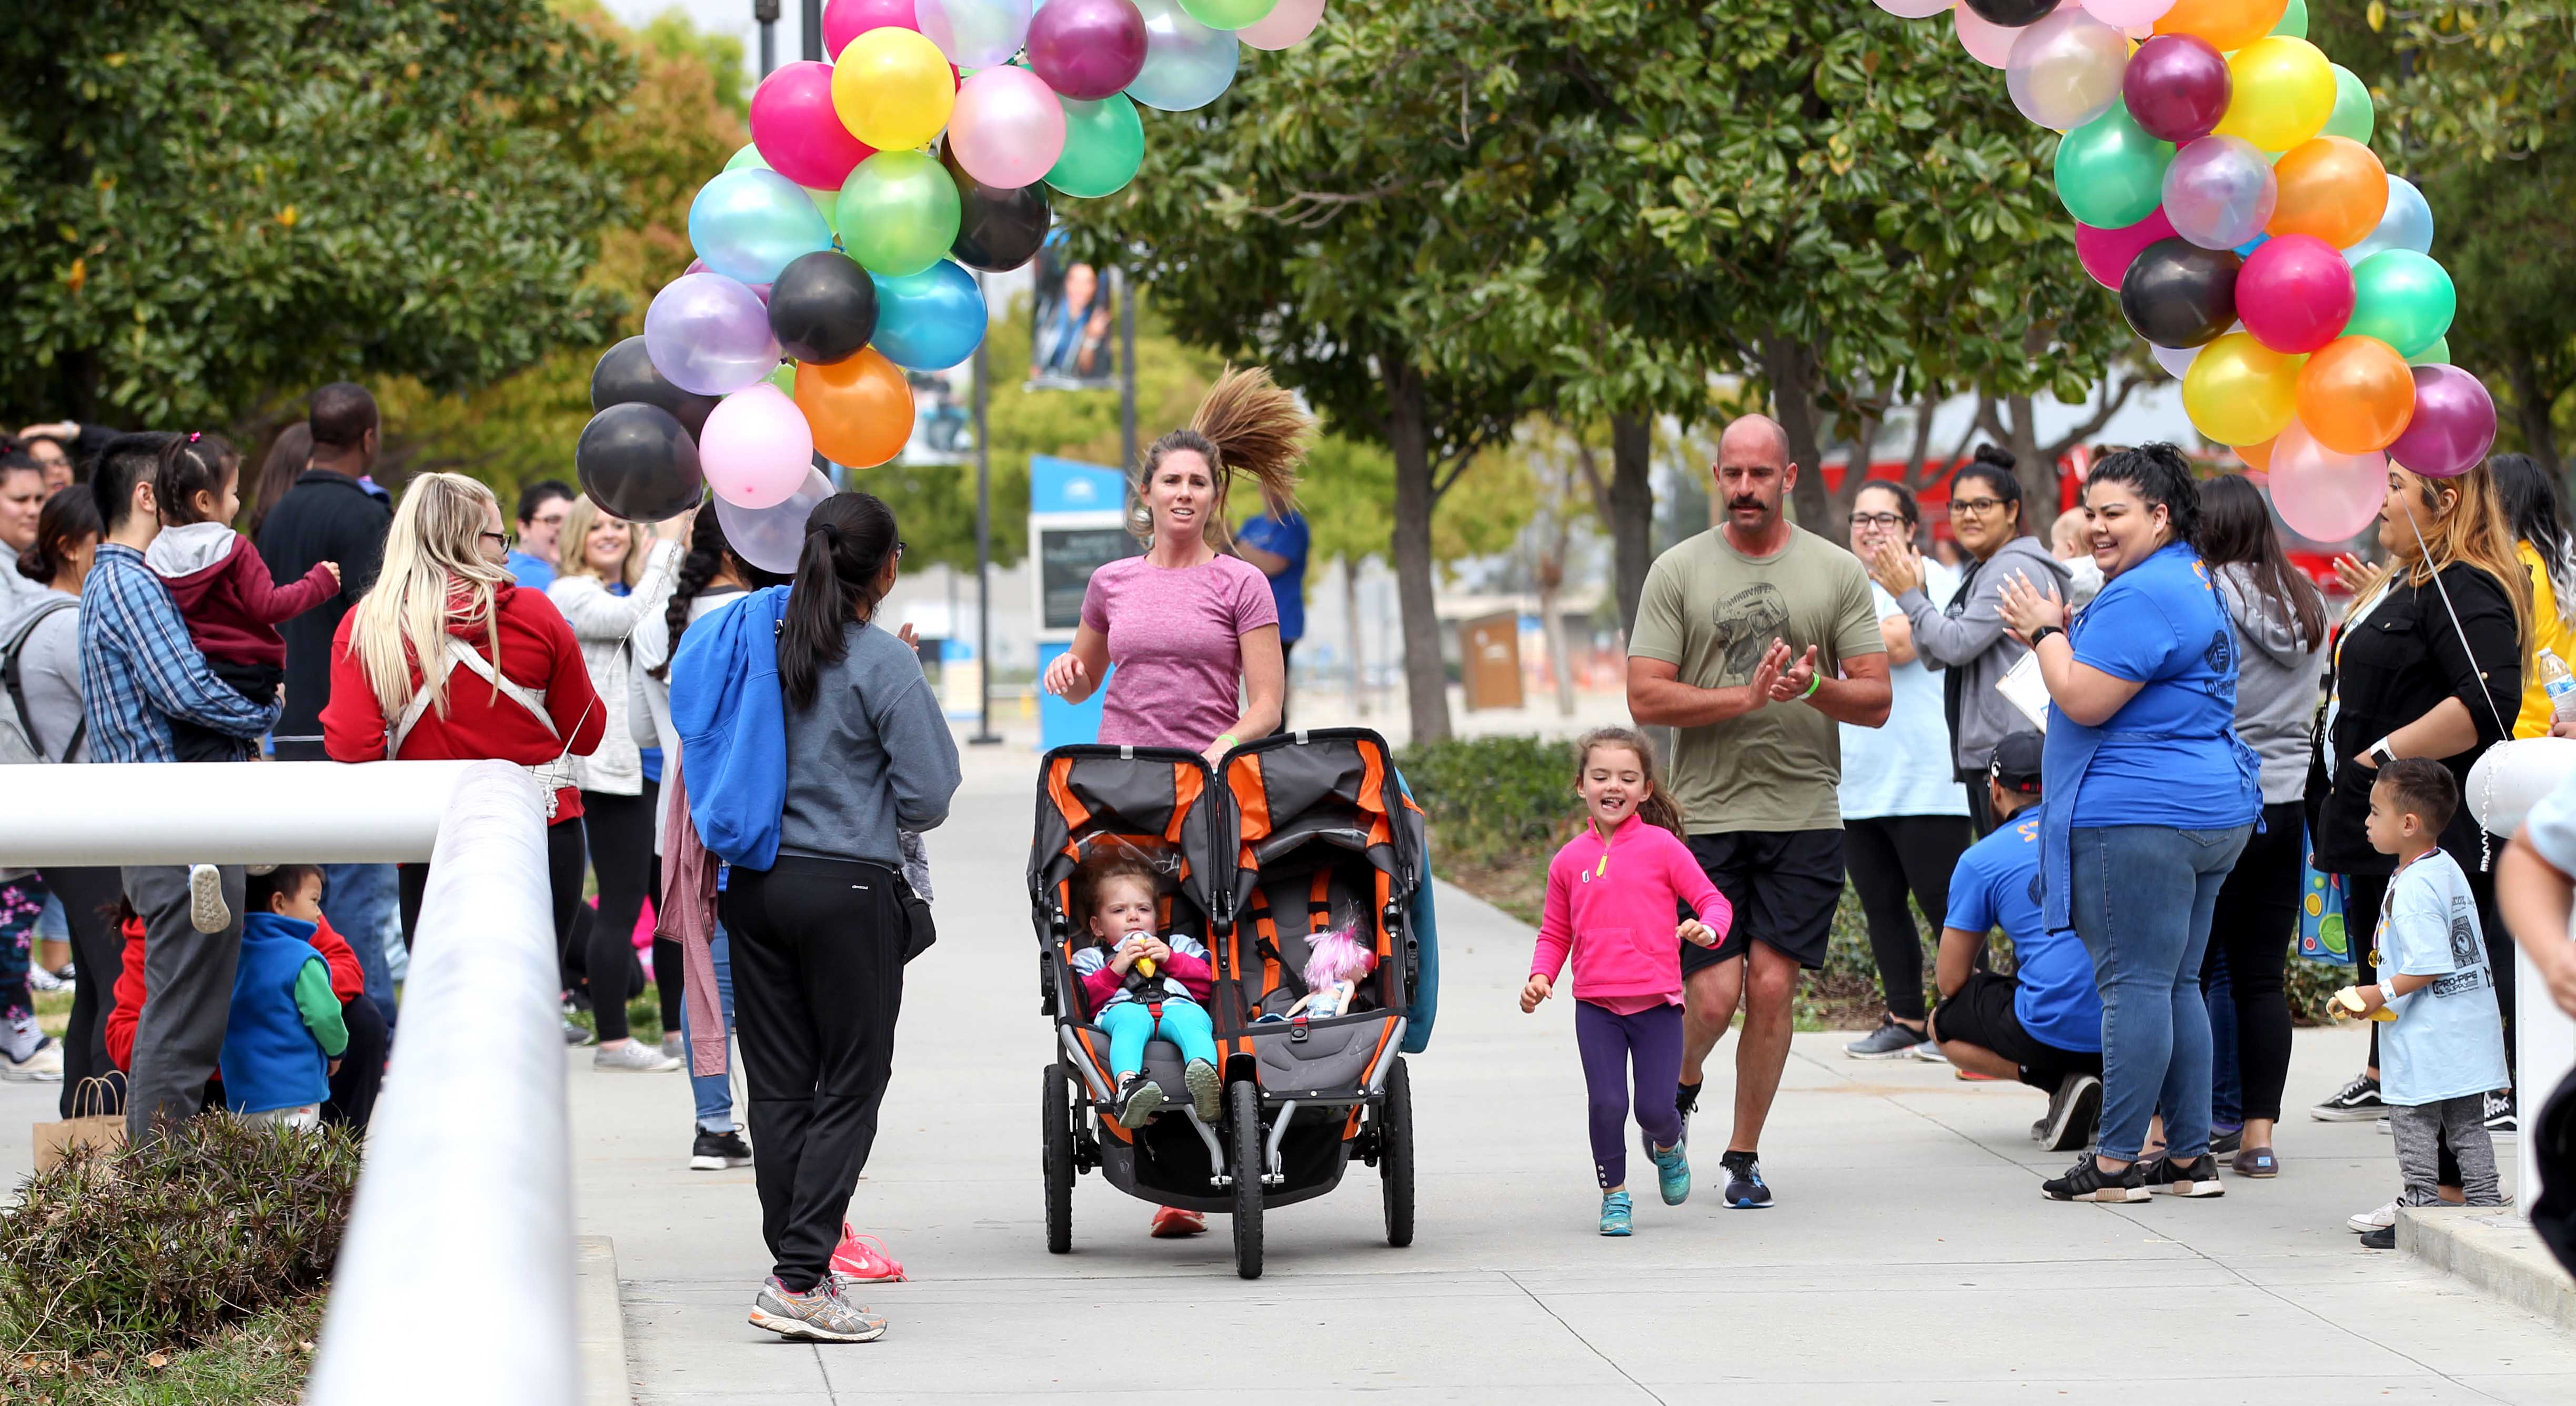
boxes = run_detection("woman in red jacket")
[320,473,605,1011]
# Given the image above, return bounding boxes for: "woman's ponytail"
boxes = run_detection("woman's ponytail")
[778,492,899,710]
[1132,365,1316,550]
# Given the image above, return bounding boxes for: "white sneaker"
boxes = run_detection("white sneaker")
[593,1040,682,1073]
[26,965,67,993]
[187,864,229,934]
[1,1038,62,1082]
[2349,1201,2397,1233]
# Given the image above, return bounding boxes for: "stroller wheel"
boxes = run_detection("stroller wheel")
[1229,1079,1264,1280]
[1042,1063,1075,1254]
[1380,1057,1415,1248]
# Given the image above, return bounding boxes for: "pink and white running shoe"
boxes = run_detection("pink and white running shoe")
[829,1226,908,1284]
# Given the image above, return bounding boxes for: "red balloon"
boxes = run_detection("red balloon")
[2122,35,2231,144]
[749,62,874,191]
[2236,234,2355,355]
[823,0,919,57]
[2075,207,2179,290]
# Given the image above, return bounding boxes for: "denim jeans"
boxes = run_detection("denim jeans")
[678,928,737,1134]
[321,863,401,1029]
[2070,822,2251,1162]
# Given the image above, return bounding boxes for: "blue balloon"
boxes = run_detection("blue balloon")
[2343,175,2436,266]
[1128,0,1238,112]
[2235,234,2271,258]
[689,168,834,285]
[870,260,987,371]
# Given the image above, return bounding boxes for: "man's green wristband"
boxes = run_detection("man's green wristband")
[1800,673,1823,700]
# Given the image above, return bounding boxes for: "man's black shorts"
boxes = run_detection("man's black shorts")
[1930,971,2103,1092]
[1679,830,1845,976]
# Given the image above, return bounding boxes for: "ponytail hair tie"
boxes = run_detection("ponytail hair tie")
[809,522,842,547]
[186,431,202,443]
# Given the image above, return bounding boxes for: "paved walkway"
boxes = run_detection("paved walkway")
[553,739,2576,1403]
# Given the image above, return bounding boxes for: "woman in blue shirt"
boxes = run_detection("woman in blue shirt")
[1996,445,2259,1205]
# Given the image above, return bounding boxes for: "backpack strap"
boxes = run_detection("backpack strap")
[389,636,558,755]
[3,598,78,762]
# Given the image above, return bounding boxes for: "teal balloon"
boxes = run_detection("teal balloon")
[2347,250,2456,360]
[870,260,988,370]
[2406,336,2450,369]
[2323,64,2374,146]
[1128,0,1239,112]
[725,143,767,173]
[2271,0,2308,38]
[837,150,963,278]
[2055,105,2175,230]
[1047,92,1146,198]
[689,168,836,284]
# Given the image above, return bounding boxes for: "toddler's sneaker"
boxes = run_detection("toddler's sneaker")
[748,1277,886,1343]
[689,1126,753,1170]
[828,1225,909,1284]
[594,1040,681,1073]
[2140,1153,2225,1198]
[2041,1154,2147,1202]
[2348,1200,2397,1234]
[1115,1073,1164,1129]
[2484,1089,2518,1136]
[1598,1190,1633,1237]
[1718,1150,1772,1209]
[1651,1141,1690,1206]
[26,965,67,994]
[187,864,229,935]
[2310,1073,2383,1121]
[1183,1058,1221,1122]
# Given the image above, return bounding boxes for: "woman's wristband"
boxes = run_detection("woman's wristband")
[1213,732,1240,752]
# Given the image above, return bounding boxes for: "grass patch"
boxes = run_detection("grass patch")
[562,993,667,1045]
[0,1298,324,1405]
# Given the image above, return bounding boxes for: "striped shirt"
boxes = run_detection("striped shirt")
[78,543,279,764]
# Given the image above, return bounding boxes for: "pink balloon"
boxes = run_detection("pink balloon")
[823,0,920,57]
[700,384,818,510]
[1237,0,1325,48]
[2080,0,2176,25]
[1955,5,2021,67]
[2270,417,2388,542]
[948,65,1068,190]
[2386,365,2499,480]
[750,62,876,191]
[2236,234,2354,355]
[2075,207,2178,289]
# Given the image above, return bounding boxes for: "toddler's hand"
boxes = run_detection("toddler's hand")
[1520,974,1552,1014]
[1676,918,1718,948]
[1138,935,1172,964]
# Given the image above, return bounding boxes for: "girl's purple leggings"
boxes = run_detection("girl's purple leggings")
[1575,999,1685,1190]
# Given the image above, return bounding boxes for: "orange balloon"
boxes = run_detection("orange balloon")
[2236,437,2277,471]
[2268,136,2389,248]
[2296,336,2416,454]
[794,349,914,468]
[2154,0,2291,52]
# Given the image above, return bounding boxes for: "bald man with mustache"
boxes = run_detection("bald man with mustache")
[1625,413,1890,1209]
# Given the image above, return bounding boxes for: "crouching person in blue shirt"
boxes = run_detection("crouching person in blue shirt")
[1928,731,2106,1154]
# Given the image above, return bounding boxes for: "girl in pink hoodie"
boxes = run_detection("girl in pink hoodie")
[1522,727,1730,1236]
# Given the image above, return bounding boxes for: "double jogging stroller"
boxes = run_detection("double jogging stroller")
[1028,728,1433,1279]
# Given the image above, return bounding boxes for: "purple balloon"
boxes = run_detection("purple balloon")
[2386,365,2498,480]
[2123,35,2231,144]
[1028,0,1150,100]
[644,272,783,398]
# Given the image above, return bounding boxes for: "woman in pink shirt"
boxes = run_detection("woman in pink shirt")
[1522,727,1733,1236]
[1042,368,1307,767]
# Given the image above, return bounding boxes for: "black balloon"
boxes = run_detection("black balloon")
[767,250,879,366]
[1963,0,2060,24]
[576,403,704,524]
[941,144,1050,274]
[589,336,719,442]
[2119,238,2242,350]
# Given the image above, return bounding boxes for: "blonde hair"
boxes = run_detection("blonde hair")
[347,473,513,721]
[555,493,647,589]
[2346,463,2532,653]
[1129,365,1313,551]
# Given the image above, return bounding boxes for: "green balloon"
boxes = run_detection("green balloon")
[2348,250,2457,360]
[2271,0,2308,38]
[1180,0,1276,27]
[2323,65,2375,146]
[2054,105,2174,230]
[766,362,798,395]
[2405,336,2451,368]
[726,143,767,173]
[837,150,961,278]
[1048,93,1146,200]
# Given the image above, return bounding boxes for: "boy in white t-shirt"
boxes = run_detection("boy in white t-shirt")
[2343,759,2509,1247]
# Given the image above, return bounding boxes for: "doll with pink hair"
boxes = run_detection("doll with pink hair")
[1285,926,1375,1020]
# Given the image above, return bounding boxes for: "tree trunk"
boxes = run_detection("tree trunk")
[1605,412,1654,636]
[2503,347,2565,480]
[1384,353,1453,745]
[1761,336,1833,533]
[1537,577,1576,719]
[1999,393,2050,517]
[1344,556,1365,719]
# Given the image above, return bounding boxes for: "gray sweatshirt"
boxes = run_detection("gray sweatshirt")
[2216,562,2327,805]
[778,619,963,868]
[2,589,84,762]
[1898,533,2070,778]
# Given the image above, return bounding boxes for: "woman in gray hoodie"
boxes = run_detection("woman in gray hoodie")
[1867,446,2070,833]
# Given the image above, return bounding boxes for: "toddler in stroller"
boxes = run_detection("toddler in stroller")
[1068,853,1224,1128]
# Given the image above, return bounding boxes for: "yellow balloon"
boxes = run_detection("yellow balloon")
[2183,332,2307,447]
[831,27,955,153]
[2213,37,2337,151]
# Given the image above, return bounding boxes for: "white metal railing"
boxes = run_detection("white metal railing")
[0,760,480,865]
[2465,740,2576,1215]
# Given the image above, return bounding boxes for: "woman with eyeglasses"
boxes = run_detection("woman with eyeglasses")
[1866,445,2070,834]
[1838,482,1974,1060]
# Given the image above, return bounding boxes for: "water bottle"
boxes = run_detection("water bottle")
[2543,647,2576,725]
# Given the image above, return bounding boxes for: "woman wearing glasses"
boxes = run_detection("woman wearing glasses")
[1866,446,2070,834]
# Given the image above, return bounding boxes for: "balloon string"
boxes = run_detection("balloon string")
[2399,495,2515,869]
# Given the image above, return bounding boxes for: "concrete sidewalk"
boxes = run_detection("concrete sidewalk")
[560,746,2576,1404]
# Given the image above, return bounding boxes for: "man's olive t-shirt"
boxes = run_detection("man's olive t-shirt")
[1628,524,1885,834]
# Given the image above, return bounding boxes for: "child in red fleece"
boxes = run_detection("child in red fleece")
[144,432,338,764]
[1521,727,1730,1237]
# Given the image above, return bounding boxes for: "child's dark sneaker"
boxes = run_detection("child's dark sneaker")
[1116,1072,1164,1129]
[1598,1190,1633,1236]
[1184,1058,1221,1122]
[1651,1141,1690,1206]
[2142,1153,2226,1198]
[2042,1154,2148,1202]
[2359,1225,2396,1250]
[2310,1072,2383,1121]
[1718,1150,1772,1208]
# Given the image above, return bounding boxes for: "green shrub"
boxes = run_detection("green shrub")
[0,1115,359,1362]
[1398,735,1580,868]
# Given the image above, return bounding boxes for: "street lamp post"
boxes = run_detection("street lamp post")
[754,0,779,76]
[802,0,823,61]
[969,275,1002,746]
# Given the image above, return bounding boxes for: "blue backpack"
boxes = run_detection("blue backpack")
[669,585,791,869]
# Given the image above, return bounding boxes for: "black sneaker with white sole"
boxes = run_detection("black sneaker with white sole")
[2140,1153,2225,1198]
[2310,1073,2383,1121]
[2038,1073,2102,1153]
[691,1127,754,1170]
[2042,1153,2147,1202]
[1717,1150,1772,1209]
[2359,1225,2396,1250]
[2484,1089,2518,1136]
[1675,1081,1701,1148]
[1116,1073,1165,1129]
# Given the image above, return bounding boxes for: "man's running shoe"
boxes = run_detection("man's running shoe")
[2038,1073,2102,1154]
[2349,1200,2397,1233]
[1844,1016,1927,1059]
[2042,1154,2147,1202]
[829,1225,908,1284]
[2310,1073,2383,1121]
[1718,1150,1772,1209]
[1651,1141,1690,1206]
[1675,1081,1700,1148]
[2140,1154,2226,1198]
[1598,1190,1633,1236]
[2484,1089,2518,1136]
[748,1278,885,1343]
[690,1127,753,1170]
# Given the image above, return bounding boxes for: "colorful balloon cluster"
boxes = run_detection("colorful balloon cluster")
[577,0,1330,525]
[1877,0,2499,543]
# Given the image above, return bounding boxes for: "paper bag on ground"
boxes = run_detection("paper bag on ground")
[33,1077,123,1174]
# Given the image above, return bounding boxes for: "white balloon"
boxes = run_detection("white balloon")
[2150,341,2201,380]
[2467,737,2576,837]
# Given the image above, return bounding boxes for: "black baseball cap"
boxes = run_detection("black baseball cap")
[1989,731,2045,795]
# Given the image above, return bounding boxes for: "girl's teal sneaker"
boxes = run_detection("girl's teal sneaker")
[1598,1190,1633,1236]
[1651,1141,1690,1206]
